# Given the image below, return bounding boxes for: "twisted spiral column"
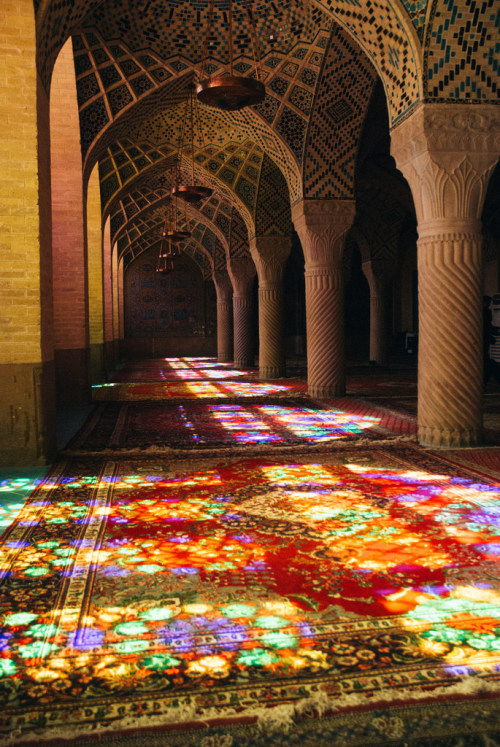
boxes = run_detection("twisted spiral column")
[250,236,291,379]
[305,266,345,398]
[212,271,233,362]
[417,221,483,446]
[362,261,394,365]
[227,257,256,369]
[258,282,285,378]
[292,200,355,399]
[391,102,499,446]
[216,300,233,362]
[233,295,254,368]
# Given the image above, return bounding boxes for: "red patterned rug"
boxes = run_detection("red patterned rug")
[66,400,389,453]
[93,380,308,402]
[2,446,500,744]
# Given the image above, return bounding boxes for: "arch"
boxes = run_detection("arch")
[50,37,90,404]
[86,163,105,384]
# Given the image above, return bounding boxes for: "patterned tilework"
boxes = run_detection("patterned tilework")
[97,126,251,224]
[229,208,250,258]
[98,140,175,213]
[124,246,209,338]
[400,0,429,37]
[277,106,307,162]
[314,0,421,123]
[303,24,377,199]
[424,0,499,102]
[113,191,228,274]
[37,0,424,128]
[255,155,293,236]
[76,0,328,72]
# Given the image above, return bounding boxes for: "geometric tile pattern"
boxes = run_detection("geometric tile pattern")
[124,246,209,338]
[314,0,421,122]
[255,155,293,236]
[303,24,377,199]
[34,0,499,272]
[229,208,250,259]
[424,0,499,102]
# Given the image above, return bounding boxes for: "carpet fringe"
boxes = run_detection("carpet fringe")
[3,673,500,745]
[61,434,417,459]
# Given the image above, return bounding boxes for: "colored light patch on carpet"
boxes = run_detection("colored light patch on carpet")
[257,405,380,441]
[92,381,302,402]
[68,402,383,451]
[2,448,500,740]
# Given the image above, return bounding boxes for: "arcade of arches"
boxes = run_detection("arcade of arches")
[0,0,499,466]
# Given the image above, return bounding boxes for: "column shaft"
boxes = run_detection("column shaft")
[292,200,355,399]
[258,283,285,378]
[417,225,483,446]
[217,300,233,362]
[233,295,254,368]
[250,236,291,379]
[305,268,345,397]
[227,258,256,370]
[369,290,390,364]
[391,102,498,447]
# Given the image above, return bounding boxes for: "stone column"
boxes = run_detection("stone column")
[227,257,256,369]
[250,236,291,379]
[212,270,233,362]
[362,260,394,365]
[292,200,355,398]
[391,103,499,447]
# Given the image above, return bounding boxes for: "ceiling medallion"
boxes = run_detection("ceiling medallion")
[172,86,213,203]
[197,0,265,111]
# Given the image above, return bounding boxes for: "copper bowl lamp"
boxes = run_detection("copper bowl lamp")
[172,184,213,203]
[197,73,265,111]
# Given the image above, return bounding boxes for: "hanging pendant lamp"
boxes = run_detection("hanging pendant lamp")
[172,87,213,204]
[197,0,265,111]
[162,194,191,242]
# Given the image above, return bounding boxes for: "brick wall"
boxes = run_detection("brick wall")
[50,38,88,352]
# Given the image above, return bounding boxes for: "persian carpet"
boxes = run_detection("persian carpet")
[2,446,500,744]
[65,400,388,453]
[92,380,308,402]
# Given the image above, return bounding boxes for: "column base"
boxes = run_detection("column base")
[308,384,345,399]
[0,361,57,467]
[234,357,255,369]
[89,343,105,385]
[259,366,285,380]
[103,341,116,376]
[218,353,233,363]
[54,347,91,405]
[418,425,482,448]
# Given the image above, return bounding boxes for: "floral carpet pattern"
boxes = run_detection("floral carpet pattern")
[2,358,500,745]
[2,448,500,743]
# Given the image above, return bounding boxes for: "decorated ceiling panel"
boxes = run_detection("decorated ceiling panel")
[36,0,498,283]
[303,24,378,199]
[424,0,499,102]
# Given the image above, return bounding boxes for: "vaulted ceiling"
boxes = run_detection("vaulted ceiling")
[36,0,498,273]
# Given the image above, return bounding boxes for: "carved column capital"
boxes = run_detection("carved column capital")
[391,103,499,225]
[227,256,256,297]
[212,270,233,303]
[249,235,292,285]
[291,199,355,270]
